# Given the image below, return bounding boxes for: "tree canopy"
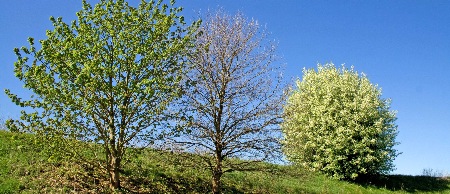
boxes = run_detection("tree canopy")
[174,10,285,194]
[6,0,198,189]
[281,64,399,180]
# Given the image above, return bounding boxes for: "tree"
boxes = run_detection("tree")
[281,63,399,180]
[174,10,284,194]
[5,0,197,189]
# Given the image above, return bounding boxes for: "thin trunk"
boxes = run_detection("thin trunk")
[107,128,122,190]
[212,154,223,194]
[107,73,121,190]
[108,124,121,190]
[212,73,225,194]
[110,155,121,190]
[212,171,222,194]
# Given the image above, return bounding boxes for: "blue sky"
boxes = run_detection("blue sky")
[1,0,449,176]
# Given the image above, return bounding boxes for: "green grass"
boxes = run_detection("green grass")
[0,129,449,193]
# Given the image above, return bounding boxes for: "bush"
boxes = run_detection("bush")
[281,63,400,180]
[422,168,444,177]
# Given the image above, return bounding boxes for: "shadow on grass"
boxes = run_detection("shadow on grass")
[356,174,450,193]
[121,171,244,194]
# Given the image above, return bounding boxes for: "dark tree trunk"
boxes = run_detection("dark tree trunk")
[212,155,223,194]
[212,170,222,194]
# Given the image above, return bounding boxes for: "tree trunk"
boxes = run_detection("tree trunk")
[107,71,121,190]
[212,155,223,194]
[109,155,121,190]
[212,170,222,194]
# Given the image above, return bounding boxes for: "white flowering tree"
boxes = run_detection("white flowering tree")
[281,63,399,180]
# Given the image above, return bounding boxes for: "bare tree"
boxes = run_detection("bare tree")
[175,10,285,194]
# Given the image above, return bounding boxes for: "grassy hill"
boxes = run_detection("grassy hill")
[1,130,449,193]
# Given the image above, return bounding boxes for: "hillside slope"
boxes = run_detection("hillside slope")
[0,130,448,193]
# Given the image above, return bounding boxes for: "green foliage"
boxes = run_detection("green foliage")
[0,131,44,193]
[5,0,198,189]
[282,63,400,180]
[1,130,449,193]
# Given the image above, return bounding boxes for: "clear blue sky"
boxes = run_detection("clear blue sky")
[1,0,449,176]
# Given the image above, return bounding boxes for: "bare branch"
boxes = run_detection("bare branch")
[172,9,286,194]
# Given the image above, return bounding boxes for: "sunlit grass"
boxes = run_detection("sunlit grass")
[1,129,449,193]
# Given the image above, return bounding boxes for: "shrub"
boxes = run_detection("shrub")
[281,63,400,180]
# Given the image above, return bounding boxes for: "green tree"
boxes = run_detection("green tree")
[281,63,399,180]
[5,0,197,189]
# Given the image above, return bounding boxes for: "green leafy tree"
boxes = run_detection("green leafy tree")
[281,63,399,180]
[5,0,197,189]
